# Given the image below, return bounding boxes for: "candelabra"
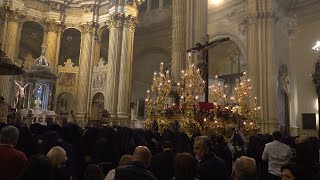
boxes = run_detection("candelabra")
[209,75,228,106]
[177,53,205,108]
[146,62,173,112]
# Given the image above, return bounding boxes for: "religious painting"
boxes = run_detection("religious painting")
[58,73,76,87]
[93,73,106,87]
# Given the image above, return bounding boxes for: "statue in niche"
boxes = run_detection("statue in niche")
[14,80,29,109]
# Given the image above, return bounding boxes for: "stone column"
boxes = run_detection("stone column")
[247,0,279,133]
[194,0,208,45]
[105,14,124,117]
[44,19,63,69]
[171,0,187,81]
[75,22,94,125]
[159,0,164,9]
[147,0,151,12]
[117,17,137,119]
[0,7,24,102]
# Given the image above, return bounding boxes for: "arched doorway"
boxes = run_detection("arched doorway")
[279,90,290,135]
[58,28,81,66]
[91,92,104,120]
[207,38,246,100]
[56,92,75,116]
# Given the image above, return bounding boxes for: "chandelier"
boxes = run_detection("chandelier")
[177,53,205,108]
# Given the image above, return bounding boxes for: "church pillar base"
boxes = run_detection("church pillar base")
[290,126,299,136]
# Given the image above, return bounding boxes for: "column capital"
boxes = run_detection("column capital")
[5,6,25,24]
[79,22,95,35]
[124,16,138,32]
[107,13,125,29]
[44,19,65,33]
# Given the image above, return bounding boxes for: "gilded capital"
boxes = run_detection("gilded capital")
[44,19,64,33]
[106,13,125,29]
[5,6,25,24]
[124,16,138,32]
[79,22,95,35]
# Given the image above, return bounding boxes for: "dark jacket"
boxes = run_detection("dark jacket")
[198,153,226,180]
[150,149,175,180]
[115,161,157,180]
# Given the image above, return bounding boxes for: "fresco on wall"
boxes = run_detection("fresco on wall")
[58,73,76,87]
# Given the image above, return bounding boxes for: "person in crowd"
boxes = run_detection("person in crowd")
[84,164,104,180]
[232,156,257,180]
[228,130,247,160]
[295,135,315,180]
[281,163,297,180]
[47,146,68,180]
[150,141,175,180]
[212,134,233,177]
[193,136,226,180]
[105,154,133,180]
[0,125,27,180]
[115,146,157,180]
[262,131,292,180]
[173,152,198,180]
[20,154,53,180]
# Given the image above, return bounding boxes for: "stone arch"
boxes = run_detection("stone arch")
[91,92,105,120]
[18,21,45,66]
[55,91,76,116]
[209,32,247,62]
[59,28,81,66]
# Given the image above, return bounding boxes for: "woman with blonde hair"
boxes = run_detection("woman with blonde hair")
[47,146,68,180]
[105,154,133,180]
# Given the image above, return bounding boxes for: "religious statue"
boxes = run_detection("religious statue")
[187,35,230,81]
[14,80,29,109]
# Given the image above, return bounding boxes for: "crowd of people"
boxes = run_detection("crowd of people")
[0,122,319,180]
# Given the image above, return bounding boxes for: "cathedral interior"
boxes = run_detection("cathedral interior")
[0,0,320,138]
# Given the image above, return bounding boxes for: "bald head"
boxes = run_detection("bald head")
[233,156,257,180]
[132,146,152,167]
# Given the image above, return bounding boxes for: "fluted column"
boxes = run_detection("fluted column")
[247,0,279,133]
[76,22,94,124]
[105,14,124,117]
[171,0,187,81]
[44,19,63,68]
[0,7,24,102]
[194,0,208,45]
[117,17,137,119]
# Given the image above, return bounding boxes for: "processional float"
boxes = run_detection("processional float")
[14,45,58,125]
[144,53,260,138]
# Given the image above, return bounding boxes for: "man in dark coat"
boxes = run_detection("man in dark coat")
[194,136,226,180]
[115,146,157,180]
[150,141,175,180]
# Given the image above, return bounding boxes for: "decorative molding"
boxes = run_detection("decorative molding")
[124,16,138,32]
[91,57,107,98]
[106,13,125,29]
[44,19,65,33]
[25,0,47,11]
[57,59,79,98]
[79,22,95,34]
[5,6,26,24]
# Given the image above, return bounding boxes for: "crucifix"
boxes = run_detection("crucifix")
[187,35,230,102]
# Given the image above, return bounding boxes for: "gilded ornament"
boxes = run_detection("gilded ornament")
[44,19,64,33]
[106,13,125,29]
[79,22,95,35]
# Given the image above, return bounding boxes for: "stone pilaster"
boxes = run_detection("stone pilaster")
[247,0,279,133]
[44,19,63,68]
[171,0,187,81]
[0,7,25,102]
[105,14,124,117]
[117,16,137,119]
[75,22,94,126]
